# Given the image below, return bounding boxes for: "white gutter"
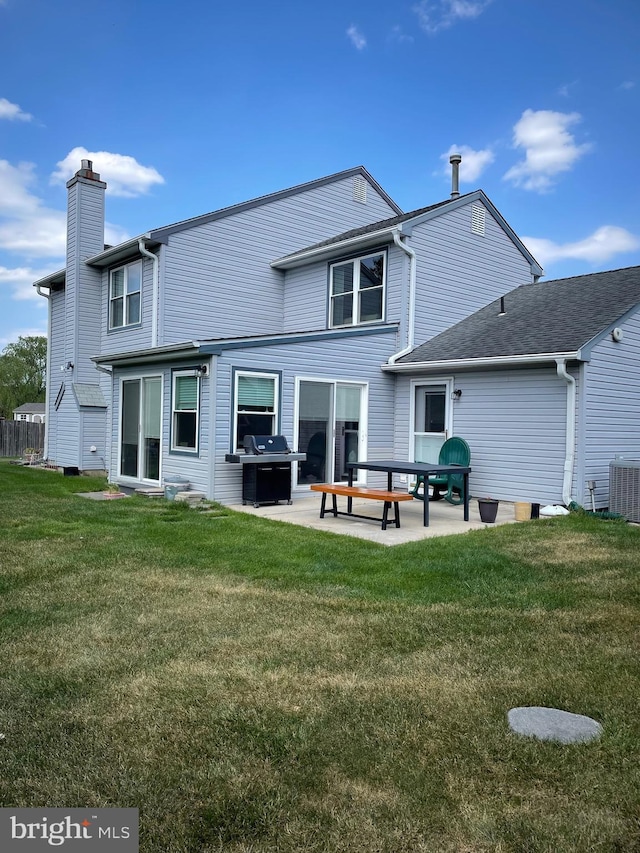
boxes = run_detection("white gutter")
[36,284,51,460]
[138,238,159,348]
[556,358,577,507]
[382,351,581,372]
[387,231,417,364]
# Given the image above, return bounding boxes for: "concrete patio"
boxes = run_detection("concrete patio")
[231,493,520,545]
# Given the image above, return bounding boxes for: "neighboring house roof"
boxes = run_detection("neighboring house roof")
[13,403,46,414]
[387,266,640,369]
[272,189,543,276]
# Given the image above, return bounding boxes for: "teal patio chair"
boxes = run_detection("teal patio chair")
[410,437,470,505]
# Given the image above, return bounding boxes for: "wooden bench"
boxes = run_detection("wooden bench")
[310,483,413,530]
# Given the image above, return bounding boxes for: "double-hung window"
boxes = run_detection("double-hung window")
[110,261,141,329]
[329,251,385,327]
[234,372,278,450]
[172,370,200,452]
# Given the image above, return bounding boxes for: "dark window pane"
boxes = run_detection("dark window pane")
[359,255,384,289]
[111,297,124,328]
[236,413,275,448]
[359,287,383,322]
[331,263,353,295]
[174,411,197,449]
[127,292,140,324]
[331,293,353,326]
[111,269,124,298]
[424,392,445,432]
[127,262,141,293]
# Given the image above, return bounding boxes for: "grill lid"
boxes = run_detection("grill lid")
[244,435,291,455]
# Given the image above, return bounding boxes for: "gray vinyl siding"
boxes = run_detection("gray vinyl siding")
[410,200,534,344]
[212,329,398,504]
[582,312,640,508]
[79,409,108,470]
[282,243,406,337]
[395,367,568,504]
[160,177,398,345]
[46,290,66,460]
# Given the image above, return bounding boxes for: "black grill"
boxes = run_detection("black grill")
[225,435,306,507]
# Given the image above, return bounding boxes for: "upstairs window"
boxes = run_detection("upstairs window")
[172,370,200,453]
[110,261,141,329]
[234,372,278,450]
[329,252,385,327]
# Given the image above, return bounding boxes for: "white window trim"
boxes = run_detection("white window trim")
[109,260,142,330]
[293,375,369,487]
[233,370,279,452]
[329,251,386,328]
[171,369,200,454]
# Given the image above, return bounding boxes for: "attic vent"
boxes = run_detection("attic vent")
[353,175,367,204]
[471,204,485,236]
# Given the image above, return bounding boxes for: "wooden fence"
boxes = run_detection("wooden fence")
[0,421,46,458]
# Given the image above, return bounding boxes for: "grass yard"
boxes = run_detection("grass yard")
[0,461,639,852]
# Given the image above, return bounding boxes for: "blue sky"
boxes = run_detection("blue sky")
[1,0,639,347]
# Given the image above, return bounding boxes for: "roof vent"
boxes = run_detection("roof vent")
[353,175,367,204]
[471,203,485,236]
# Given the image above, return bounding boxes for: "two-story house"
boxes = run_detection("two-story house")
[35,159,640,510]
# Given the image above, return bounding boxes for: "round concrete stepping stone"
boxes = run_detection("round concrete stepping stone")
[508,706,603,744]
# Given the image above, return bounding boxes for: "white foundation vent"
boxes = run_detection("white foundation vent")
[353,175,367,204]
[609,459,640,521]
[471,203,485,236]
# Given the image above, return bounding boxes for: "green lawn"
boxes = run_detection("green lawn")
[1,461,639,852]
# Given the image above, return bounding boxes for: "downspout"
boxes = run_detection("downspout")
[138,238,158,348]
[36,284,51,460]
[388,230,417,364]
[556,358,576,506]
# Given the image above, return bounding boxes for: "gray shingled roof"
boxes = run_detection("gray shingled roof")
[13,402,45,413]
[72,384,107,408]
[397,266,640,364]
[275,197,459,261]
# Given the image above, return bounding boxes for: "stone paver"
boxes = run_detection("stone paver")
[508,706,603,744]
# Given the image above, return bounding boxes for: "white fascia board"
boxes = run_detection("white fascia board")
[33,269,65,289]
[381,351,582,372]
[271,228,398,270]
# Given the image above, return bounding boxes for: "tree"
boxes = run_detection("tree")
[0,336,47,419]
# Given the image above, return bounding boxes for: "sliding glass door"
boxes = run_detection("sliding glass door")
[120,377,162,481]
[296,380,366,485]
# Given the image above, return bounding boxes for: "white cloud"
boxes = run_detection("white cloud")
[0,265,56,303]
[0,160,67,257]
[0,97,33,122]
[51,147,165,198]
[522,226,640,267]
[388,25,414,45]
[503,109,592,192]
[619,80,635,90]
[0,325,48,350]
[413,0,491,34]
[0,158,130,260]
[346,25,366,50]
[439,144,495,183]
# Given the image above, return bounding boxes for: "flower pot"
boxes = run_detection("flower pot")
[478,499,499,523]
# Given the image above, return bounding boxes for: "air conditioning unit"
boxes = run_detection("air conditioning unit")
[609,459,640,522]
